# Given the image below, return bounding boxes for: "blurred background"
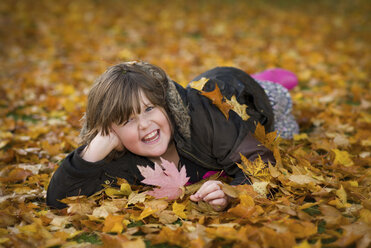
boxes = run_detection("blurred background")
[0,0,370,164]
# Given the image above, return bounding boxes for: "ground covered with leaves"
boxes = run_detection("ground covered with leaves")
[0,0,370,247]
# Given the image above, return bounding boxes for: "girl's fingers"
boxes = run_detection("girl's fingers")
[190,180,225,204]
[202,190,225,202]
[189,194,199,202]
[195,181,221,199]
[208,198,227,207]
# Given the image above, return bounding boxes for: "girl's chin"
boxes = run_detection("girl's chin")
[144,147,168,158]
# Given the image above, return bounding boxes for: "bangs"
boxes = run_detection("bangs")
[105,71,166,128]
[112,84,141,125]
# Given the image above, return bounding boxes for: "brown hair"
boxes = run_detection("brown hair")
[80,61,171,146]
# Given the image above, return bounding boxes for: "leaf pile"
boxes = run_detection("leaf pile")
[0,0,370,247]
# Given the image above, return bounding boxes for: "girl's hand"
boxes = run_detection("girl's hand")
[190,180,229,211]
[81,130,124,162]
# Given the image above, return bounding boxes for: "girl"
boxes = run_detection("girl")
[47,61,298,211]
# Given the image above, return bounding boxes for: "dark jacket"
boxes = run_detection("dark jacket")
[47,67,275,209]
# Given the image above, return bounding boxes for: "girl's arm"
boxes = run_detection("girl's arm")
[81,130,123,162]
[46,146,111,208]
[47,131,126,209]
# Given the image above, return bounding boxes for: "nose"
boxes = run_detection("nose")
[138,115,150,130]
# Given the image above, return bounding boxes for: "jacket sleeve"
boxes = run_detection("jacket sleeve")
[46,146,111,209]
[46,146,142,209]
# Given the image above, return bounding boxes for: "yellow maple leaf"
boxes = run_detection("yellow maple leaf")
[332,149,354,167]
[237,154,271,181]
[201,84,233,119]
[226,95,250,121]
[172,201,187,219]
[189,77,209,91]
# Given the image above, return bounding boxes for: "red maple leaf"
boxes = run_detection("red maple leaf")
[137,158,190,200]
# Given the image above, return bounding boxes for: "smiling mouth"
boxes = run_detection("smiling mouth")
[142,130,160,143]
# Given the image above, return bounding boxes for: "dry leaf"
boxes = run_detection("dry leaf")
[226,95,250,121]
[102,214,126,233]
[172,201,187,219]
[201,83,232,119]
[237,154,271,181]
[332,149,354,167]
[189,77,209,91]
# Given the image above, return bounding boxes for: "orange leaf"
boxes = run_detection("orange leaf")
[102,214,126,233]
[227,204,256,219]
[201,84,232,119]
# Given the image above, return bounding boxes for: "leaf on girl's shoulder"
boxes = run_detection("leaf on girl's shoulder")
[189,77,209,91]
[137,158,190,200]
[226,95,250,121]
[201,83,232,119]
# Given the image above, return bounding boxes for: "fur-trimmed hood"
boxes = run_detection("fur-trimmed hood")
[165,80,191,140]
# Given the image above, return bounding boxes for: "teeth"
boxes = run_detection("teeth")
[143,130,158,141]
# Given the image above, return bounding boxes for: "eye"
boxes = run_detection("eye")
[124,116,135,125]
[145,106,154,112]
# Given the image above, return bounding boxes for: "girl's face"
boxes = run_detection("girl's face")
[111,91,172,160]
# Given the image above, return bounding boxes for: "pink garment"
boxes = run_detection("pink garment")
[202,170,227,179]
[252,68,298,90]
